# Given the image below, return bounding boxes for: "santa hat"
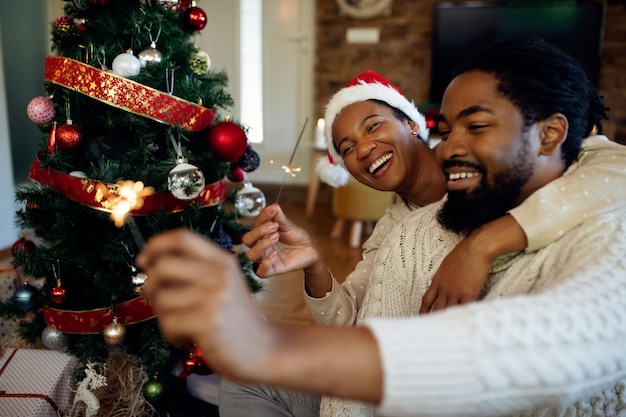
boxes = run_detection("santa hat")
[316,70,428,187]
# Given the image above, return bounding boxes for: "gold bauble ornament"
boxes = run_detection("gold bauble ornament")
[103,317,126,346]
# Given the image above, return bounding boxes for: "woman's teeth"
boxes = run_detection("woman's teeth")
[369,153,392,174]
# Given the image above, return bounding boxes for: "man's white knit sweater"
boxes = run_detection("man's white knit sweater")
[322,200,626,417]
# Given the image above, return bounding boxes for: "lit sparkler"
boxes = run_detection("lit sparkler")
[109,180,154,249]
[275,118,308,203]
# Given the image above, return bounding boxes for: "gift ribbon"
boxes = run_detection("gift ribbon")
[0,349,60,412]
[42,296,155,334]
[44,56,215,132]
[28,155,227,215]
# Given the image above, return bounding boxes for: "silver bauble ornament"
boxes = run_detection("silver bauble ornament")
[112,49,141,77]
[103,317,126,346]
[132,270,148,295]
[167,157,205,200]
[235,181,266,217]
[42,326,69,351]
[138,43,163,68]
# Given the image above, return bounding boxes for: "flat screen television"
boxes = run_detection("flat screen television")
[429,1,607,105]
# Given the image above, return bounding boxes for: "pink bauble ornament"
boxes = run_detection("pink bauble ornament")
[27,96,55,124]
[182,6,207,31]
[208,121,248,162]
[56,122,83,151]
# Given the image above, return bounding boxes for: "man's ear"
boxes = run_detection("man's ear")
[539,113,568,156]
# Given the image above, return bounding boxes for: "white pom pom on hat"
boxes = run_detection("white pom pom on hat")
[315,70,428,187]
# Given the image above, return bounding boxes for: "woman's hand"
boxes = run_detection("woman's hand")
[242,204,323,277]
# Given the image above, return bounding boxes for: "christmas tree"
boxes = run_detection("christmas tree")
[2,0,263,414]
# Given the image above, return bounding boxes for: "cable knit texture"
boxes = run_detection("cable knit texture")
[306,200,414,326]
[324,201,626,417]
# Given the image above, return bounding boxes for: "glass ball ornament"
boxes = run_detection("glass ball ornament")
[11,236,36,257]
[181,6,208,31]
[237,145,261,172]
[112,49,141,77]
[167,157,206,200]
[207,121,248,162]
[50,283,67,304]
[56,122,83,152]
[190,50,211,75]
[235,181,266,217]
[143,375,166,404]
[26,96,55,125]
[138,45,163,68]
[227,165,246,183]
[13,282,38,312]
[42,326,69,351]
[103,317,126,346]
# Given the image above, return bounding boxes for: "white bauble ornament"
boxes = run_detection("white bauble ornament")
[235,181,266,217]
[112,49,141,77]
[167,157,206,200]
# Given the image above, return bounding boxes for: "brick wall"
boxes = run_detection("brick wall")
[315,0,626,144]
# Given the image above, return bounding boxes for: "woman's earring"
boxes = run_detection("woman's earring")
[411,131,418,136]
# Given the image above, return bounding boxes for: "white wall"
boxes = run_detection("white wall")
[0,24,18,249]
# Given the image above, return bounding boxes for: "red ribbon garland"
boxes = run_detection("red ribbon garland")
[42,297,155,334]
[44,56,215,132]
[28,155,226,215]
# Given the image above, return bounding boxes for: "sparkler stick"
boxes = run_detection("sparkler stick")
[275,117,309,204]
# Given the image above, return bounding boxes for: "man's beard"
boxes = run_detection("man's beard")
[437,138,534,236]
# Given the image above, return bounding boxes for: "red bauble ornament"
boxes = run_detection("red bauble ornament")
[91,0,109,4]
[208,121,248,162]
[11,237,36,257]
[56,122,83,151]
[54,17,72,32]
[51,284,67,304]
[182,6,207,31]
[183,355,199,373]
[27,96,55,125]
[227,165,246,182]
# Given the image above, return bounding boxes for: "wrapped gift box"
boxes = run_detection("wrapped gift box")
[0,348,78,417]
[0,266,19,346]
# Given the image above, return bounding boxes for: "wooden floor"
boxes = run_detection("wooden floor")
[252,199,364,325]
